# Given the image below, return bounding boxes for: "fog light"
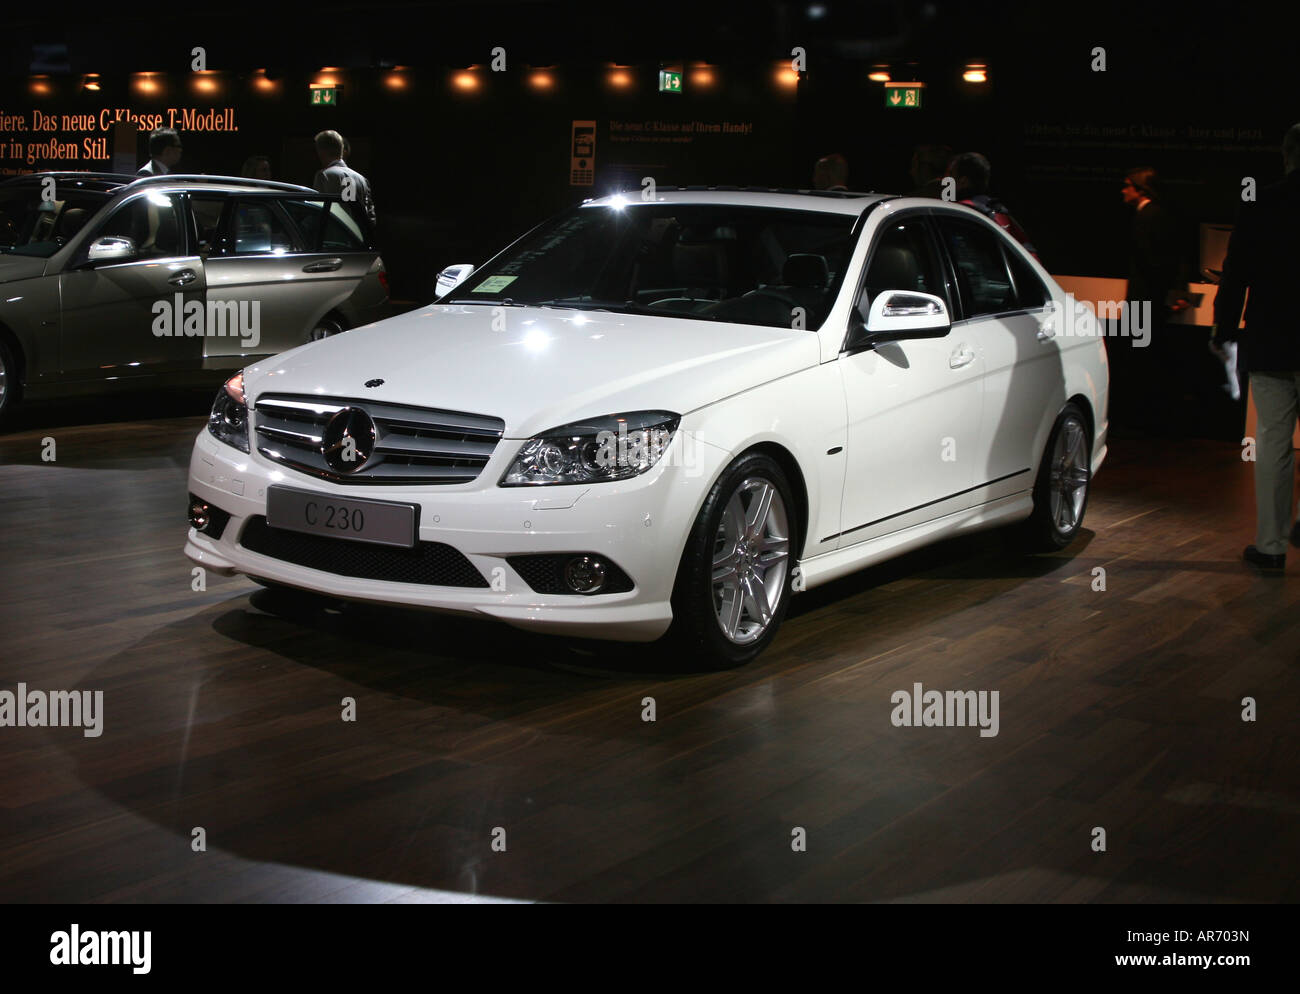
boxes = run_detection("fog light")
[189,498,210,530]
[564,555,607,594]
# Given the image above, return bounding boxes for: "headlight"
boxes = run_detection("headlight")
[207,372,249,453]
[500,410,679,486]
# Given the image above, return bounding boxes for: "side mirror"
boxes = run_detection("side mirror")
[86,236,137,264]
[866,290,950,335]
[848,289,951,351]
[435,263,474,298]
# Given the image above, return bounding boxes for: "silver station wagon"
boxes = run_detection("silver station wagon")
[0,172,389,420]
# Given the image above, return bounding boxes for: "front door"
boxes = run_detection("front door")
[836,214,985,547]
[58,190,205,381]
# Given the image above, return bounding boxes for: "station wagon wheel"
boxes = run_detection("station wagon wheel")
[1021,402,1091,551]
[670,452,799,666]
[0,336,18,421]
[309,316,345,342]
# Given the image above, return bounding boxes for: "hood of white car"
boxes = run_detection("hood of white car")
[244,303,820,437]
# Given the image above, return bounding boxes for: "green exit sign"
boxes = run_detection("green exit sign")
[658,70,683,93]
[310,85,338,106]
[885,83,924,109]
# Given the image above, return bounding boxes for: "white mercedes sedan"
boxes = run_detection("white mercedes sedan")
[185,189,1107,665]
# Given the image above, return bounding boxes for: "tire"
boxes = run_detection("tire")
[0,335,20,422]
[308,316,345,342]
[1020,402,1092,551]
[669,452,799,666]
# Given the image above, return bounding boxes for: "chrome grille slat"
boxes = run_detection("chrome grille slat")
[373,432,498,459]
[257,423,324,445]
[253,393,504,486]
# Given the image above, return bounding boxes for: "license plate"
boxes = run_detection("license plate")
[266,487,418,548]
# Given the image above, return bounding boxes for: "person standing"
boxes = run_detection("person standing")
[241,154,272,180]
[812,153,849,191]
[1212,123,1300,572]
[136,128,182,176]
[946,151,1039,259]
[311,130,376,235]
[1122,166,1188,324]
[908,144,951,198]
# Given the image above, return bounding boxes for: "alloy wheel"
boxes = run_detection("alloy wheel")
[711,476,791,645]
[1049,415,1090,534]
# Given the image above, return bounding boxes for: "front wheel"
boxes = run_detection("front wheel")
[308,316,345,342]
[669,452,799,666]
[1021,403,1092,551]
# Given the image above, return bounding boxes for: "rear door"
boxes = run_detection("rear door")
[933,212,1064,504]
[57,190,206,381]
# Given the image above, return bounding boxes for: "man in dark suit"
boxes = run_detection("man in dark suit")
[1122,166,1185,322]
[136,128,182,176]
[1212,123,1300,571]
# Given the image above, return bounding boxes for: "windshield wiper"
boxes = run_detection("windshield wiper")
[536,298,717,319]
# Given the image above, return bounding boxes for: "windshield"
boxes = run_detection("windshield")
[0,186,110,259]
[450,203,858,330]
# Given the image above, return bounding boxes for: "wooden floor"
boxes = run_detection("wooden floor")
[2,395,1298,903]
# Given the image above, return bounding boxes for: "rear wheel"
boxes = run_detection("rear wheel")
[669,453,798,666]
[1021,403,1091,551]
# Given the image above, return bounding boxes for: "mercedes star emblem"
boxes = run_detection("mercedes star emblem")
[321,407,377,474]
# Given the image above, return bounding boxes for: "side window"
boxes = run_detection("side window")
[282,199,366,252]
[93,193,185,260]
[859,218,948,311]
[323,202,366,250]
[230,199,298,255]
[937,217,1016,317]
[189,195,228,255]
[1006,246,1049,309]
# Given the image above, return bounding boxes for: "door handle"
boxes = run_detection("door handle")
[949,346,976,369]
[168,269,197,287]
[1036,321,1056,341]
[302,258,343,273]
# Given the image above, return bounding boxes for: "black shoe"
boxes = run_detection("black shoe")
[1291,522,1300,549]
[1244,545,1286,572]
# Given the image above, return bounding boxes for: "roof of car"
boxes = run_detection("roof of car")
[127,174,320,194]
[0,171,320,197]
[0,171,135,193]
[582,187,893,215]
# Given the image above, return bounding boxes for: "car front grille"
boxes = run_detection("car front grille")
[253,394,505,485]
[239,517,488,587]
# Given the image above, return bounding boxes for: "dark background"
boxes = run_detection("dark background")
[1,0,1296,435]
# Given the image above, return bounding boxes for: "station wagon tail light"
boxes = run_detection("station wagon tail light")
[369,256,388,294]
[500,411,679,486]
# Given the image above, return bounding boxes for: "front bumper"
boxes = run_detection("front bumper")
[184,423,724,642]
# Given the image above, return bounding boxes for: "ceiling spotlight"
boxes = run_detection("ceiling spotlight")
[775,65,800,89]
